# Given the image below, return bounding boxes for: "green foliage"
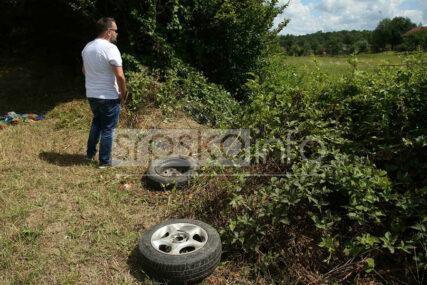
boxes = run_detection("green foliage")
[288,44,304,56]
[403,30,427,51]
[122,53,160,113]
[364,258,375,273]
[189,51,427,281]
[326,39,343,55]
[1,0,93,65]
[2,0,289,97]
[350,39,369,54]
[334,52,427,191]
[372,17,416,50]
[223,152,393,255]
[281,17,419,56]
[124,55,241,126]
[372,18,394,50]
[125,70,157,113]
[280,30,372,56]
[157,58,241,126]
[68,0,289,96]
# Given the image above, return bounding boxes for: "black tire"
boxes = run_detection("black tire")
[146,156,198,189]
[138,219,222,284]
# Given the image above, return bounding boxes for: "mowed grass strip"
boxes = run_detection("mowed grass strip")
[0,100,252,285]
[0,100,173,284]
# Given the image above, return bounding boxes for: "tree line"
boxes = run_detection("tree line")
[280,16,427,56]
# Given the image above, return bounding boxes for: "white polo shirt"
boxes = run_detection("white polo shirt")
[82,38,122,99]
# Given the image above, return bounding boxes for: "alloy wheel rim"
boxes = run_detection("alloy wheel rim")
[151,223,208,255]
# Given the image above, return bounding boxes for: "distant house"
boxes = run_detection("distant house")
[280,46,287,51]
[402,26,427,37]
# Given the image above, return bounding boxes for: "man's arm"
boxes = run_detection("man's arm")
[112,65,126,102]
[82,64,85,76]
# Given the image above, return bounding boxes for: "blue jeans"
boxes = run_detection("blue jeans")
[87,98,121,165]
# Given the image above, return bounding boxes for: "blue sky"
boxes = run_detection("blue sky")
[274,0,426,35]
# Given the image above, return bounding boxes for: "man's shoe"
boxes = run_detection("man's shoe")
[98,160,122,169]
[85,156,95,162]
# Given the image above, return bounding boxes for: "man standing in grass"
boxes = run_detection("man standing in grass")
[82,17,126,168]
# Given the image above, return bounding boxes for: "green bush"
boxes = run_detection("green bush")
[123,55,241,126]
[224,152,393,256]
[123,53,159,113]
[403,31,427,51]
[157,58,241,126]
[181,51,427,282]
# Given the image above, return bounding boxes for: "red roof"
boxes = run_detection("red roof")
[402,26,427,37]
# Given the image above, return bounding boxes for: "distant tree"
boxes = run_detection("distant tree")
[301,40,312,55]
[403,30,427,51]
[343,31,353,45]
[350,39,369,53]
[296,38,305,46]
[279,30,371,56]
[372,17,416,50]
[390,17,417,48]
[311,40,323,55]
[372,18,392,49]
[280,34,295,48]
[327,39,343,55]
[289,44,303,56]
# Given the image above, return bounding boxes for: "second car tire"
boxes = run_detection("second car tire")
[146,156,198,189]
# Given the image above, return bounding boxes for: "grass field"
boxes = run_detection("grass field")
[284,51,406,78]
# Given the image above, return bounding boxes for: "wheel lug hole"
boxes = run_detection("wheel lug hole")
[172,232,188,243]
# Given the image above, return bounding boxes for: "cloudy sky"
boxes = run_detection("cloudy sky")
[274,0,426,35]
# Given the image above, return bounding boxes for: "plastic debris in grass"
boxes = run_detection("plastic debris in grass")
[0,111,45,129]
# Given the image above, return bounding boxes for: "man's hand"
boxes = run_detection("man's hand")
[112,66,126,102]
[119,91,128,104]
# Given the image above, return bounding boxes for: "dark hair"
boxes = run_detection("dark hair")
[96,17,115,36]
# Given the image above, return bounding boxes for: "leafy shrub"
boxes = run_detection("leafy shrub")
[224,152,393,257]
[125,73,158,113]
[403,31,427,51]
[178,51,427,283]
[332,53,427,191]
[123,55,241,126]
[157,58,241,126]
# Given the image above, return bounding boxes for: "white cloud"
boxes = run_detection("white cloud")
[274,0,425,35]
[274,0,320,35]
[421,0,427,23]
[316,0,348,13]
[399,10,423,24]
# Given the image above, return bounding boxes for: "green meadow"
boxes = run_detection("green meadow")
[284,52,407,77]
